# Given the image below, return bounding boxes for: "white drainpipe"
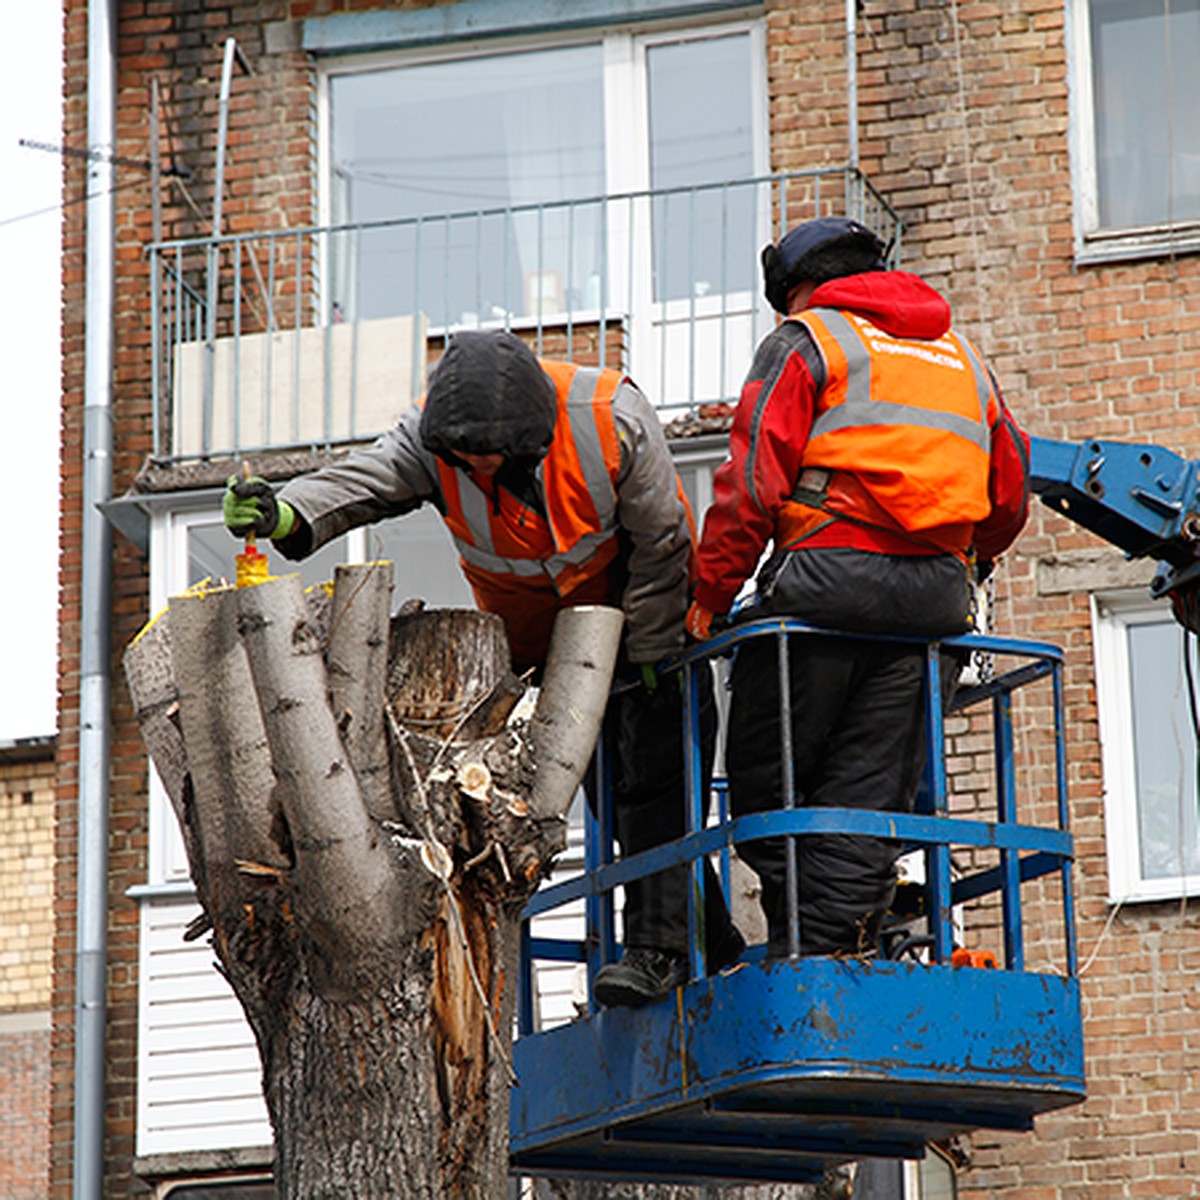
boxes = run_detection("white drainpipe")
[74,0,116,1195]
[847,0,859,172]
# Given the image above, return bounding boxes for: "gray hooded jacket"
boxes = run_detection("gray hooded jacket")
[275,368,692,666]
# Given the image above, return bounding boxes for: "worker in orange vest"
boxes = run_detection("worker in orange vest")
[225,329,743,1006]
[686,217,1031,959]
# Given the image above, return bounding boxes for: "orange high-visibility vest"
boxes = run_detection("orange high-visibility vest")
[776,307,998,557]
[434,361,625,663]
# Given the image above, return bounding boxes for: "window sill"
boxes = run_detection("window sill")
[1076,222,1200,267]
[1107,880,1200,905]
[133,1148,272,1188]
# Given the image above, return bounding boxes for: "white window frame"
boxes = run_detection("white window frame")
[1091,588,1200,902]
[147,501,223,884]
[612,20,770,402]
[1067,0,1200,265]
[315,16,768,225]
[314,15,770,406]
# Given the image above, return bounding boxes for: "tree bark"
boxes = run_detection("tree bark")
[125,572,618,1199]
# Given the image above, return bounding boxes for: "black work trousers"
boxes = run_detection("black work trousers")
[727,633,943,957]
[587,663,739,960]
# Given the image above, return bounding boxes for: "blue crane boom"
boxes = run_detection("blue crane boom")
[1029,434,1200,626]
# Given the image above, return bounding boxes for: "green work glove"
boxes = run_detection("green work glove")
[637,662,684,696]
[223,475,297,540]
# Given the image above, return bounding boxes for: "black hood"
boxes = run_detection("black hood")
[419,330,557,462]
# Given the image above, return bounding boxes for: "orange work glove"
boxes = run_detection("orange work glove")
[686,601,718,641]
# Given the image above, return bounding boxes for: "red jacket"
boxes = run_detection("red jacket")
[693,271,1030,615]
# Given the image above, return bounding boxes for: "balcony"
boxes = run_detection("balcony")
[148,167,902,466]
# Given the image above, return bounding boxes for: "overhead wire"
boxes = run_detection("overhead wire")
[1079,897,1123,975]
[948,0,987,337]
[4,127,193,230]
[945,0,1004,696]
[1154,0,1200,909]
[0,174,144,230]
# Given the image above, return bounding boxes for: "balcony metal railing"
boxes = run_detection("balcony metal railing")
[148,167,902,465]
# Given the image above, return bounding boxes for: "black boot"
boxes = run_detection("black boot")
[593,947,688,1007]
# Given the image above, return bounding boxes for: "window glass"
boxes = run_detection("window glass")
[853,1160,904,1197]
[1126,619,1200,881]
[329,45,605,325]
[189,511,471,613]
[918,1148,958,1198]
[323,22,766,407]
[372,506,474,610]
[1093,592,1200,900]
[647,32,756,301]
[1090,0,1200,230]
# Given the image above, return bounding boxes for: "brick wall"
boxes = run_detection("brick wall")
[840,1,1200,1196]
[2,742,55,1200]
[56,2,312,1194]
[759,1,1200,1195]
[2,748,55,1011]
[54,0,1200,1196]
[0,1017,52,1200]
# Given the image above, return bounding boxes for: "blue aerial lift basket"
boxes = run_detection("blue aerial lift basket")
[511,619,1085,1186]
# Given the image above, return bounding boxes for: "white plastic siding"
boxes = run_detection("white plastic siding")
[137,898,271,1155]
[136,829,587,1155]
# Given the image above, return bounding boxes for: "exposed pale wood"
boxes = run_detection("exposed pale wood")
[387,607,517,738]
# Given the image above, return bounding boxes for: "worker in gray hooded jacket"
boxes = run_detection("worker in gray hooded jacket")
[224,329,743,1007]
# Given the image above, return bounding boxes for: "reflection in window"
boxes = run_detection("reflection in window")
[326,26,764,330]
[647,33,756,302]
[919,1145,959,1199]
[1090,0,1200,230]
[372,506,474,611]
[1094,592,1200,901]
[329,46,605,326]
[1127,620,1200,881]
[190,511,472,616]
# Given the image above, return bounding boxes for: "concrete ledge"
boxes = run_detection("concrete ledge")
[0,1009,50,1034]
[1037,548,1156,597]
[303,1,760,55]
[133,1147,273,1187]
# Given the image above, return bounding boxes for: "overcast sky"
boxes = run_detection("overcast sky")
[0,8,63,740]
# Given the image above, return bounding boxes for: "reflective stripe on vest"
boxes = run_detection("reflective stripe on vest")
[438,362,623,592]
[779,307,996,550]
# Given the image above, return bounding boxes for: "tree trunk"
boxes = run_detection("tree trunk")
[125,570,619,1199]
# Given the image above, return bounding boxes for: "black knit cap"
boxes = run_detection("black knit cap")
[419,330,558,462]
[761,216,888,314]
